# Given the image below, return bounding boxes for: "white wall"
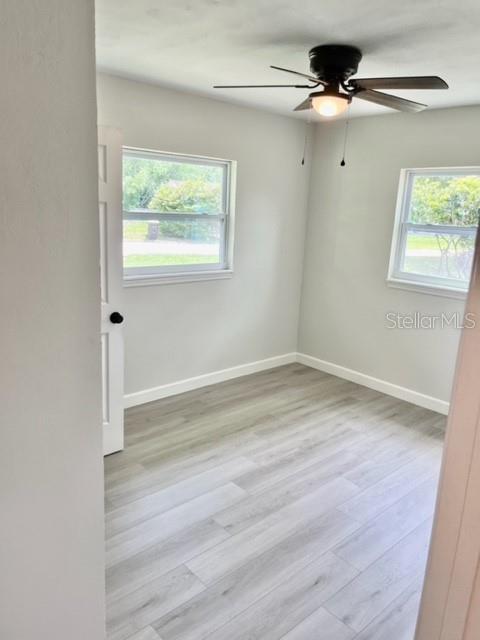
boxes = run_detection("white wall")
[298,106,480,403]
[0,2,105,639]
[97,73,310,395]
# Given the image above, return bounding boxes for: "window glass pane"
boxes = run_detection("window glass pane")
[123,216,222,269]
[123,154,225,214]
[402,229,475,283]
[409,174,480,226]
[122,149,233,276]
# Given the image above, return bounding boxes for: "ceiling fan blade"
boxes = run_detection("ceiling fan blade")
[270,65,325,85]
[355,89,427,112]
[352,76,448,90]
[213,83,316,89]
[293,97,312,111]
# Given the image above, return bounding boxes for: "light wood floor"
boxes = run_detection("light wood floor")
[104,363,445,640]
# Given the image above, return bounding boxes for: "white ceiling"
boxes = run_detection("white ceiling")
[95,0,480,119]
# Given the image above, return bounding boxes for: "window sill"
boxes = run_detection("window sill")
[123,269,234,287]
[387,278,468,300]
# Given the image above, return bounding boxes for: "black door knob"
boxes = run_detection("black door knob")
[110,311,124,324]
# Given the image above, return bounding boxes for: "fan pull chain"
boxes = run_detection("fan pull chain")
[301,110,312,166]
[340,106,351,167]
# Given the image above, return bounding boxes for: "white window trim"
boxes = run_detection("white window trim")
[387,166,480,298]
[124,269,234,287]
[122,146,236,287]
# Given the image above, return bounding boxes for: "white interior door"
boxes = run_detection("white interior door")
[415,230,480,640]
[98,126,124,455]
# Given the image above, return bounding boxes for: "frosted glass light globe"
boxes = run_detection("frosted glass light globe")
[312,95,349,117]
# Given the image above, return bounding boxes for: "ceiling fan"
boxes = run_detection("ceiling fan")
[214,44,448,117]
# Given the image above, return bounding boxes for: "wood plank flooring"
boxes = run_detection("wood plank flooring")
[104,363,445,640]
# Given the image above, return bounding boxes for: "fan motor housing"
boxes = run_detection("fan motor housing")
[309,44,362,83]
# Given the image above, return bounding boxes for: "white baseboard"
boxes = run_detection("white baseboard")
[124,353,297,408]
[296,352,449,415]
[124,350,449,415]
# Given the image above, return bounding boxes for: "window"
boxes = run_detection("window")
[388,168,480,296]
[122,147,235,285]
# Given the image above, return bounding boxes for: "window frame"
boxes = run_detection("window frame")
[122,146,236,287]
[387,167,480,299]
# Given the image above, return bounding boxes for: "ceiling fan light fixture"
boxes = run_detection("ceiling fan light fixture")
[311,93,350,117]
[214,44,448,116]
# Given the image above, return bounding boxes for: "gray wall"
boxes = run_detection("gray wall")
[0,2,105,639]
[298,106,480,403]
[97,73,310,395]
